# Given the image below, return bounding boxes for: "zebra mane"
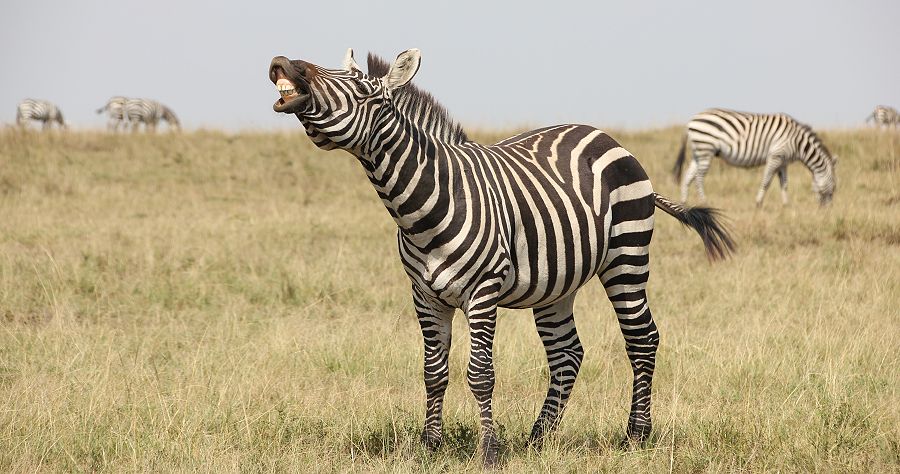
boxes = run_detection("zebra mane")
[797,121,834,163]
[367,53,468,145]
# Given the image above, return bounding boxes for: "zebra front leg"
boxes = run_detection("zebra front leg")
[528,294,583,447]
[465,283,502,466]
[413,288,454,450]
[778,167,789,205]
[755,157,784,208]
[600,265,659,444]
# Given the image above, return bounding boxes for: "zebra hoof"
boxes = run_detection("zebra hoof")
[527,417,557,449]
[621,422,652,448]
[481,434,500,468]
[526,430,544,450]
[420,428,442,451]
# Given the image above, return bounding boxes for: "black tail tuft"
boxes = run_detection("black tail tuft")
[672,134,687,182]
[653,193,735,261]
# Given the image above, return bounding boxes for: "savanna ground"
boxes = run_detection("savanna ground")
[0,127,897,473]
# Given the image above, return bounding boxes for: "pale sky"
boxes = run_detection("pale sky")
[2,1,898,131]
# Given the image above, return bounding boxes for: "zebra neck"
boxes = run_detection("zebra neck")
[795,132,828,174]
[359,116,466,243]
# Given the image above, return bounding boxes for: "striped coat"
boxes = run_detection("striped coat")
[124,99,180,132]
[96,96,128,132]
[16,99,66,130]
[867,105,899,129]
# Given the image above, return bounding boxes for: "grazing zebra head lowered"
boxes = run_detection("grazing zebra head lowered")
[16,99,67,130]
[270,48,734,466]
[673,109,837,207]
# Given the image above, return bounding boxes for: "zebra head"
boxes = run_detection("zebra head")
[811,153,836,206]
[269,48,421,151]
[54,110,68,130]
[162,107,181,131]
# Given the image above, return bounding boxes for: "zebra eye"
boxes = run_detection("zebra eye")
[356,81,373,95]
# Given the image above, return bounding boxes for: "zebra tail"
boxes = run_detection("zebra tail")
[672,134,687,182]
[95,106,106,114]
[653,192,735,261]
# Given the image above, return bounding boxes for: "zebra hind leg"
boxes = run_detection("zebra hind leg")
[599,222,659,444]
[693,154,712,203]
[680,159,698,203]
[528,294,583,447]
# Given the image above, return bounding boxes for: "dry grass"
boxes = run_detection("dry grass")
[0,127,897,472]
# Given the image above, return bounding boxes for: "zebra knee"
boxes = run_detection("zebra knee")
[557,344,584,378]
[423,359,450,393]
[466,363,495,400]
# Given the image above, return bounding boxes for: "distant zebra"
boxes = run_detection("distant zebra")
[269,48,735,466]
[124,99,180,132]
[16,99,66,130]
[674,108,837,207]
[96,96,128,132]
[866,105,898,129]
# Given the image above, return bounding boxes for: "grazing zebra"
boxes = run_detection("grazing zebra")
[673,108,837,207]
[16,99,66,130]
[866,105,899,129]
[96,96,129,132]
[124,98,180,132]
[269,48,734,466]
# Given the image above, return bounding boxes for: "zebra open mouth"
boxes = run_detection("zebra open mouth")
[270,57,312,113]
[273,77,309,113]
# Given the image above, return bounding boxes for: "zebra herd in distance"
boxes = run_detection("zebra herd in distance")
[15,97,180,132]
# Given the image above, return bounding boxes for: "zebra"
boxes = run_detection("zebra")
[673,108,837,207]
[16,99,67,130]
[124,98,180,132]
[269,48,734,466]
[866,105,899,129]
[96,96,129,132]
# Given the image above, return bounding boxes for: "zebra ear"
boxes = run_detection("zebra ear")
[832,154,839,166]
[384,49,421,91]
[342,48,361,72]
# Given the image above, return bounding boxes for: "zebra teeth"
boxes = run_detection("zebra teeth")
[276,78,297,98]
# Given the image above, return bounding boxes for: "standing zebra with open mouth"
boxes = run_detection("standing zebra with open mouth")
[269,48,734,466]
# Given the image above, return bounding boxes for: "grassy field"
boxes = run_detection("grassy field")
[0,127,898,472]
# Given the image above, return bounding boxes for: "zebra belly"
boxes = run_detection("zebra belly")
[398,214,602,311]
[718,150,768,168]
[496,218,603,309]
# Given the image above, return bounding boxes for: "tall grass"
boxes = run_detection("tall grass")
[0,128,897,472]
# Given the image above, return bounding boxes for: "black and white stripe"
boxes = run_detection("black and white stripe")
[673,108,837,207]
[96,96,128,132]
[269,49,734,465]
[866,105,898,129]
[16,99,66,130]
[124,98,180,132]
